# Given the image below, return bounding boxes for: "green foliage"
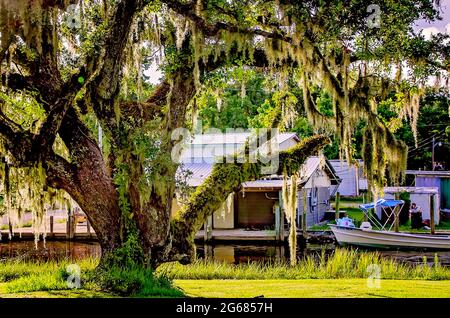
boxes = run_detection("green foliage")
[160,248,450,281]
[5,273,68,293]
[0,91,46,133]
[0,258,183,297]
[1,0,448,270]
[198,69,270,131]
[96,266,183,297]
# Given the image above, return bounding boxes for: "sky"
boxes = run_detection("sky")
[145,1,450,84]
[415,0,450,38]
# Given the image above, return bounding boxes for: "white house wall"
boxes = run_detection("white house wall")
[305,170,331,189]
[329,160,365,196]
[213,193,235,229]
[297,186,331,227]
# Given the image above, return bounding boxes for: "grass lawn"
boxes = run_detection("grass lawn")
[1,249,450,298]
[2,279,450,298]
[176,279,450,298]
[0,283,112,298]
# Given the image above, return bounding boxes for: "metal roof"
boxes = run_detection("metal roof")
[178,156,339,189]
[301,157,321,181]
[178,163,213,187]
[242,179,284,189]
[187,132,299,145]
[384,186,440,194]
[406,170,450,177]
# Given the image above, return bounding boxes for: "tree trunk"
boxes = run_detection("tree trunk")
[46,108,122,256]
[47,108,329,269]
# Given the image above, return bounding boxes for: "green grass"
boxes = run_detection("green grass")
[309,207,364,231]
[159,249,450,281]
[336,196,365,203]
[0,283,113,298]
[0,221,33,230]
[2,249,450,297]
[0,258,183,297]
[176,279,450,298]
[97,266,184,297]
[399,220,450,233]
[309,223,331,231]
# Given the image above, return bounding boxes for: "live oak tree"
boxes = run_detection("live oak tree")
[0,0,448,268]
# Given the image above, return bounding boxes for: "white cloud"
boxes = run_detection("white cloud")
[446,23,450,35]
[421,27,440,39]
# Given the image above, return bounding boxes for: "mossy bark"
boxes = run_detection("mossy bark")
[170,135,330,264]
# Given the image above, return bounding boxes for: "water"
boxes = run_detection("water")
[0,241,101,262]
[1,240,450,267]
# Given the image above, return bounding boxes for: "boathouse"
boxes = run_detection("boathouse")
[406,170,450,213]
[173,132,341,231]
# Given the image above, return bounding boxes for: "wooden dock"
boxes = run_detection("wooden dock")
[195,229,288,243]
[1,226,287,243]
[0,215,97,242]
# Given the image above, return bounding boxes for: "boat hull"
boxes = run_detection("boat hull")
[329,225,450,250]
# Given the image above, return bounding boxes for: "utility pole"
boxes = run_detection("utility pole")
[432,137,435,171]
[432,137,442,171]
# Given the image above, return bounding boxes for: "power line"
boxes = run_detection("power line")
[407,129,446,150]
[408,129,445,148]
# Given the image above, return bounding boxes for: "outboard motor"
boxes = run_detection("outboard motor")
[360,222,372,230]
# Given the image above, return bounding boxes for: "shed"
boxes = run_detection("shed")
[383,187,440,224]
[173,132,341,231]
[406,170,450,212]
[329,159,367,197]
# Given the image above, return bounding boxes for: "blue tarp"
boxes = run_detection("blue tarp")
[359,199,404,211]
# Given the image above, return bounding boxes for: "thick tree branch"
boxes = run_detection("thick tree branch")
[86,0,150,131]
[169,134,330,264]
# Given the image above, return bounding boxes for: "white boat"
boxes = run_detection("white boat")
[329,224,450,250]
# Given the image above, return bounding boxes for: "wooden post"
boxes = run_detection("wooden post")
[8,220,13,239]
[67,215,75,240]
[277,191,285,242]
[71,215,76,238]
[49,216,54,238]
[87,219,91,236]
[66,215,70,239]
[430,194,435,235]
[335,192,341,220]
[280,202,285,242]
[394,193,400,233]
[204,244,213,261]
[302,190,307,235]
[66,214,70,239]
[275,202,280,241]
[204,215,213,242]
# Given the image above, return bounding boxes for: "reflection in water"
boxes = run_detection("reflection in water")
[197,244,450,266]
[0,241,101,262]
[1,240,450,267]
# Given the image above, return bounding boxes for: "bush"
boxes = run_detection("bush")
[96,266,184,297]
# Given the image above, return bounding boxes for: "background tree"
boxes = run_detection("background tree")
[0,0,448,272]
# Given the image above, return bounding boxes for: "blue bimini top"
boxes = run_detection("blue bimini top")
[359,199,404,212]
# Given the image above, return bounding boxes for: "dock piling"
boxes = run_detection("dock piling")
[335,192,340,221]
[50,216,54,238]
[430,194,435,235]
